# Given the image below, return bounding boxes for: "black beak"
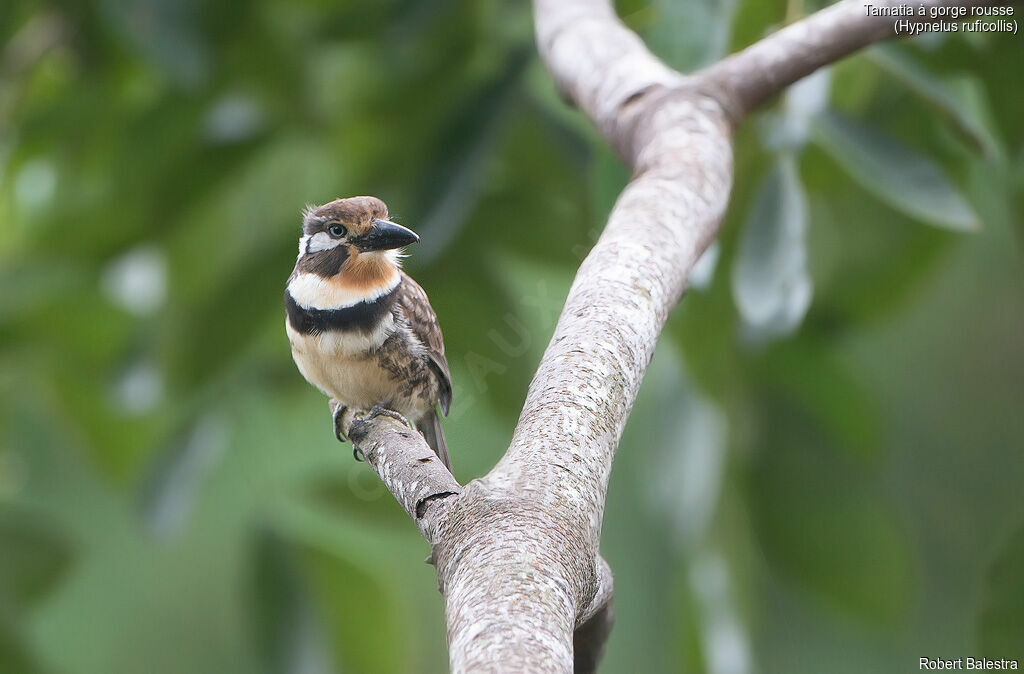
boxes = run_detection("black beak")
[358,219,420,251]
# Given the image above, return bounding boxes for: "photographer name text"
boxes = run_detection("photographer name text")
[920,658,1019,671]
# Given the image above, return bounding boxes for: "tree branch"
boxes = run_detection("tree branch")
[331,1,998,671]
[699,0,999,121]
[332,402,461,541]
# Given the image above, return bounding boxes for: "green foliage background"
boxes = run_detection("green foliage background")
[1,0,1022,672]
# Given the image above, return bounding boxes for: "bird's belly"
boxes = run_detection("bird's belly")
[287,320,401,409]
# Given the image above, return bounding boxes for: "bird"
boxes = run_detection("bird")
[284,195,452,469]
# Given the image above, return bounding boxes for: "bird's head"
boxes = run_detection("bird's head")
[295,196,419,280]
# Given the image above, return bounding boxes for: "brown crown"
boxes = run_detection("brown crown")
[303,196,389,236]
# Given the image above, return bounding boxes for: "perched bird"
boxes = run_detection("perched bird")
[284,196,452,468]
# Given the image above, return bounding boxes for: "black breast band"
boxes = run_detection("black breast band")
[285,287,398,335]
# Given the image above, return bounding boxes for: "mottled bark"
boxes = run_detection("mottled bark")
[335,0,996,671]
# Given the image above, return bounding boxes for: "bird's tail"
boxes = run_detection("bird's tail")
[417,409,451,471]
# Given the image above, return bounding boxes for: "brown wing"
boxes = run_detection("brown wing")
[397,273,452,415]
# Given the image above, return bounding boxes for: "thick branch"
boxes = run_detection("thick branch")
[530,0,689,159]
[506,0,732,562]
[417,1,731,669]
[699,0,999,120]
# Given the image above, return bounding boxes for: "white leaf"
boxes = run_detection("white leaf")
[731,155,813,338]
[768,68,832,149]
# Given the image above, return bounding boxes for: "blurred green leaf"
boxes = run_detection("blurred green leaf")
[0,262,82,328]
[977,520,1024,653]
[299,543,407,674]
[168,136,344,305]
[600,343,697,674]
[251,524,407,674]
[1016,148,1024,240]
[867,45,1001,160]
[732,154,812,338]
[757,338,881,461]
[414,48,529,264]
[804,179,951,326]
[99,0,209,87]
[764,68,832,151]
[751,413,913,625]
[141,415,228,538]
[813,111,979,231]
[0,615,47,674]
[646,0,738,71]
[0,505,73,613]
[250,527,333,674]
[644,352,728,549]
[299,468,409,529]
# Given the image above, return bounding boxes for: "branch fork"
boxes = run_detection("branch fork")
[325,1,997,671]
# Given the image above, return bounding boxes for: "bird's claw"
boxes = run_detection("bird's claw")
[367,404,414,430]
[332,402,410,462]
[330,400,349,443]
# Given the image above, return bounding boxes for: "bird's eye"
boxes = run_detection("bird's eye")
[327,224,347,239]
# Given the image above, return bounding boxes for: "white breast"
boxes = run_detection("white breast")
[286,315,398,407]
[288,270,400,310]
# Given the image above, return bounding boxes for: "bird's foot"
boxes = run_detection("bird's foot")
[366,404,414,430]
[329,400,363,461]
[336,404,412,463]
[329,399,348,443]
